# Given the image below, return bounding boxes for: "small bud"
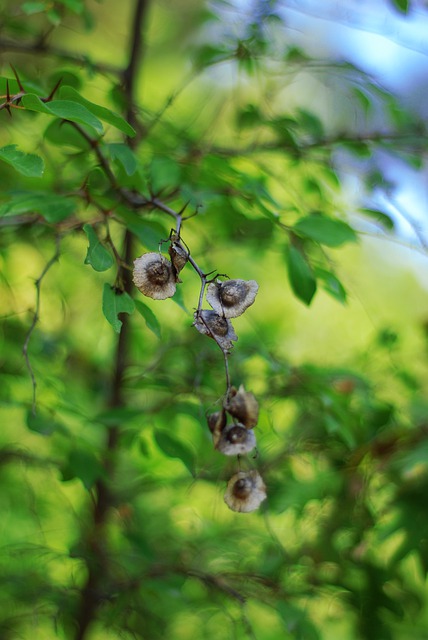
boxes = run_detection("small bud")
[225,385,259,429]
[206,279,259,318]
[193,310,238,352]
[215,423,256,456]
[133,253,176,300]
[224,470,267,513]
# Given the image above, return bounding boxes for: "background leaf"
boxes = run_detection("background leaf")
[83,224,114,272]
[286,244,317,305]
[21,93,104,133]
[59,85,136,136]
[294,214,357,247]
[0,145,44,177]
[154,429,196,476]
[0,191,76,222]
[134,299,162,338]
[102,284,135,333]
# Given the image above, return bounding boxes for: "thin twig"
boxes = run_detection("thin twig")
[223,350,232,399]
[186,569,247,604]
[22,236,60,415]
[0,214,40,227]
[0,37,121,75]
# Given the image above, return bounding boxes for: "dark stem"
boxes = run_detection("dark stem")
[0,37,121,75]
[74,2,148,639]
[122,0,150,134]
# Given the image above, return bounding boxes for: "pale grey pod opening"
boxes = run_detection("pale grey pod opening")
[206,279,259,318]
[224,470,267,513]
[215,423,256,456]
[133,253,176,300]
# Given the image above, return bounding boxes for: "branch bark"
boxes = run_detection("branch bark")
[73,2,149,639]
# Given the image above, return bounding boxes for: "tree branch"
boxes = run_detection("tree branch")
[74,2,150,639]
[0,37,120,75]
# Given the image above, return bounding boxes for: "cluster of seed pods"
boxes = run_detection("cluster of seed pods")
[133,234,267,513]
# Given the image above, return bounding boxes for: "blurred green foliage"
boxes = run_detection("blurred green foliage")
[1,1,428,639]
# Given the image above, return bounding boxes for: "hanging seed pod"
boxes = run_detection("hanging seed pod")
[215,422,256,456]
[133,253,176,300]
[193,310,238,352]
[225,384,259,429]
[224,470,267,513]
[168,242,189,280]
[206,279,259,318]
[206,409,227,448]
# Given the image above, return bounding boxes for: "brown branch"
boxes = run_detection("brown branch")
[0,213,40,227]
[207,131,428,158]
[122,0,150,136]
[0,446,60,467]
[0,37,120,75]
[73,3,150,639]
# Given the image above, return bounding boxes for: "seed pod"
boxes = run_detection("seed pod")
[224,470,267,513]
[193,310,238,352]
[133,253,176,300]
[168,242,189,280]
[206,279,259,318]
[225,384,259,429]
[215,422,256,456]
[206,409,227,448]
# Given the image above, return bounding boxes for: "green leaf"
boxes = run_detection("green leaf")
[94,406,143,427]
[61,448,104,490]
[58,85,136,137]
[150,156,181,193]
[47,7,61,24]
[277,602,321,640]
[57,0,84,13]
[21,93,104,134]
[390,0,409,13]
[192,44,230,68]
[22,2,46,14]
[236,104,263,128]
[353,88,372,116]
[109,143,138,176]
[102,284,135,333]
[315,268,347,304]
[134,300,162,339]
[269,118,299,153]
[286,245,317,305]
[26,409,68,436]
[297,108,324,139]
[171,285,188,313]
[119,210,168,251]
[341,139,371,158]
[83,224,114,272]
[0,191,76,222]
[44,119,91,149]
[294,214,357,247]
[359,207,395,230]
[154,429,196,476]
[0,145,44,177]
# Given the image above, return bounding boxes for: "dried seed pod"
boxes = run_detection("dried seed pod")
[206,409,227,448]
[193,310,238,352]
[224,470,266,513]
[133,253,176,300]
[206,279,259,318]
[168,242,188,279]
[225,384,259,429]
[215,423,256,456]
